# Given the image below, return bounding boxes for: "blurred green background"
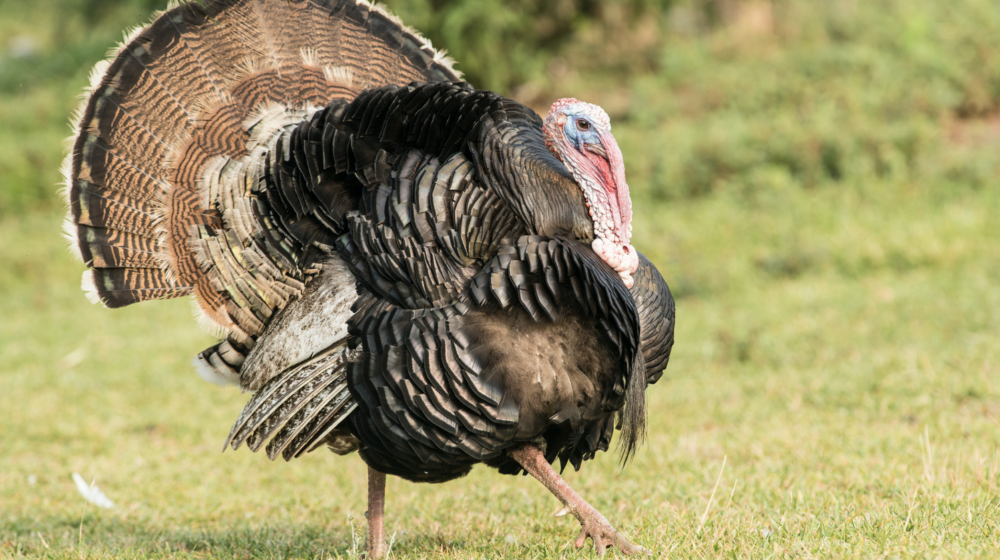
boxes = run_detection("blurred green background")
[5,0,1000,215]
[3,0,1000,558]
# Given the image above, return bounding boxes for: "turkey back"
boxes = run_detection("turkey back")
[63,0,460,341]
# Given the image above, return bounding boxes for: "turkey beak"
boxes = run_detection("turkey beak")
[583,141,607,159]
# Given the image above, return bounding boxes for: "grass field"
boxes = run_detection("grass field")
[4,0,1000,558]
[5,182,1000,558]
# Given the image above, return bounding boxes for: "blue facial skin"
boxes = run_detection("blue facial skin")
[562,112,601,152]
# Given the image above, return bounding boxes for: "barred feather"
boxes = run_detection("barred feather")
[225,341,359,461]
[65,0,461,336]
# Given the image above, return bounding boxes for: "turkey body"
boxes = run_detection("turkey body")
[225,82,667,483]
[353,290,622,482]
[62,0,675,554]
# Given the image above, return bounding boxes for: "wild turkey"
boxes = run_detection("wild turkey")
[62,0,675,556]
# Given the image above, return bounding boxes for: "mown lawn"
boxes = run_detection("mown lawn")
[4,0,1000,558]
[4,174,1000,558]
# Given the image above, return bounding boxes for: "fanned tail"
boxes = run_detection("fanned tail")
[64,0,461,334]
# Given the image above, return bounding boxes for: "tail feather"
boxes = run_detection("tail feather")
[65,0,460,335]
[70,183,160,239]
[76,227,160,269]
[87,269,190,308]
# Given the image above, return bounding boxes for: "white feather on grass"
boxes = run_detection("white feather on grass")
[60,347,87,370]
[71,473,115,509]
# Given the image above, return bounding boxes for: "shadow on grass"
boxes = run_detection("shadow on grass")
[2,513,490,559]
[6,515,350,558]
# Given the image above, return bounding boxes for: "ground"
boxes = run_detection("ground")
[4,176,1000,558]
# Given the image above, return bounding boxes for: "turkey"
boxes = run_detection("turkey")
[62,0,675,556]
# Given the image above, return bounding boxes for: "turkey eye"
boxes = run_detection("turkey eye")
[576,119,590,131]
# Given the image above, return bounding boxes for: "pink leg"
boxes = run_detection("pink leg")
[365,467,387,560]
[510,445,647,557]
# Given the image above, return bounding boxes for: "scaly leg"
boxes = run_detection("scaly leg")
[510,445,647,557]
[365,467,387,560]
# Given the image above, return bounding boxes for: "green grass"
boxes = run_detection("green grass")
[4,181,1000,558]
[5,0,1000,557]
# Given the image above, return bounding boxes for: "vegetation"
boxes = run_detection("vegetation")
[3,0,1000,557]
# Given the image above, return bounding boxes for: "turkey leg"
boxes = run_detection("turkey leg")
[365,467,387,560]
[510,445,647,557]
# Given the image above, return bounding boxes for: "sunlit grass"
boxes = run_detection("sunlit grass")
[3,174,1000,557]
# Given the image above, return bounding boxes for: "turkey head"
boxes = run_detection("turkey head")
[543,99,639,288]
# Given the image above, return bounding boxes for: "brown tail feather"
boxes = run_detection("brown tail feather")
[65,0,461,334]
[76,226,160,269]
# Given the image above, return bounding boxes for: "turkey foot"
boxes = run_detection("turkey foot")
[510,445,648,556]
[365,467,387,560]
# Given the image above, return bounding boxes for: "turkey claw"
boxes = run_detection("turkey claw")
[573,518,648,556]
